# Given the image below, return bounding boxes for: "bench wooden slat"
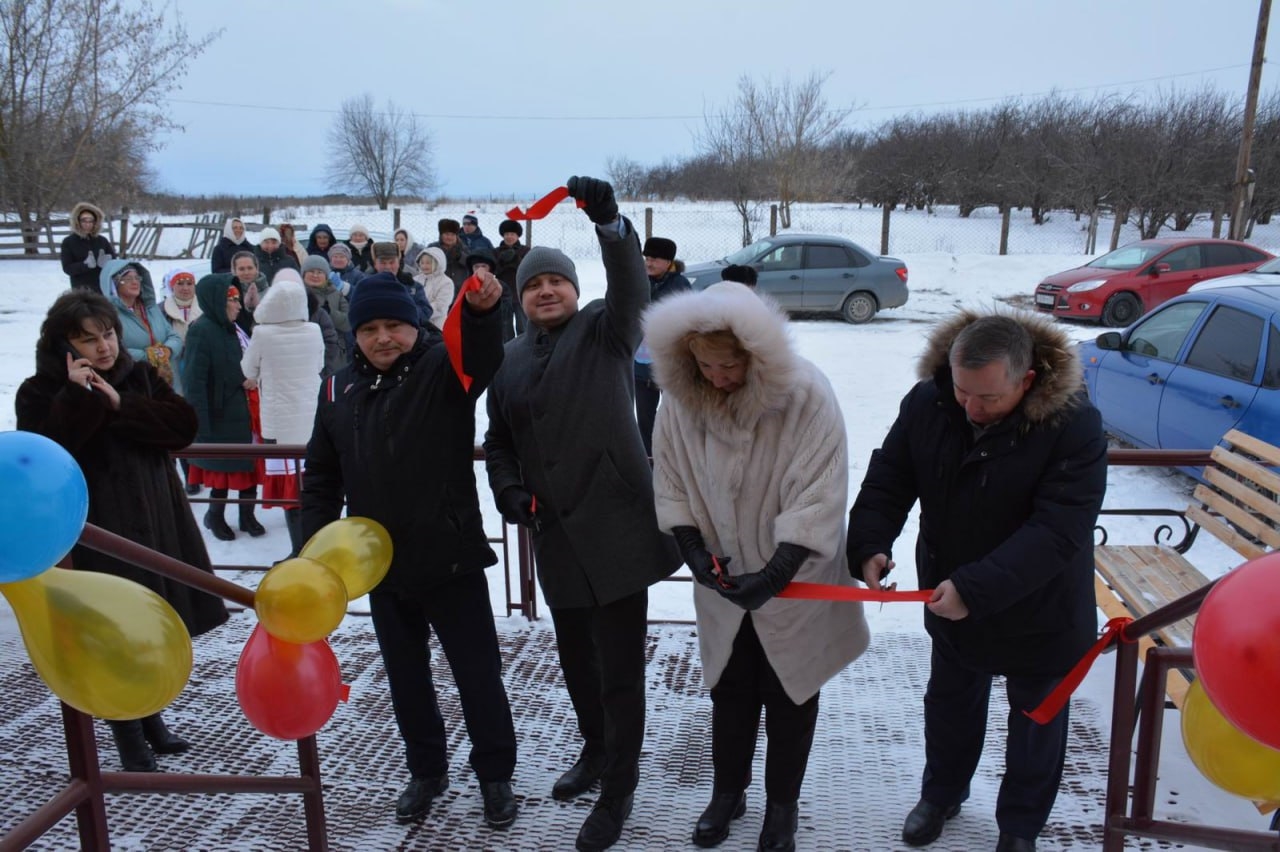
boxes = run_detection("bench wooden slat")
[1201,467,1280,548]
[1209,443,1280,500]
[1193,485,1280,551]
[1184,504,1268,561]
[1224,428,1280,469]
[1094,546,1203,648]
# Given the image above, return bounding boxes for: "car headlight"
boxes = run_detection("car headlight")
[1066,279,1107,293]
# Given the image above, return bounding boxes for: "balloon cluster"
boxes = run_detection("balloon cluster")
[1184,551,1280,801]
[236,518,392,740]
[0,431,190,720]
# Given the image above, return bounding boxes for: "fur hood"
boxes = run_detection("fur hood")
[918,308,1083,426]
[644,282,798,432]
[71,202,106,237]
[99,258,157,305]
[253,278,308,325]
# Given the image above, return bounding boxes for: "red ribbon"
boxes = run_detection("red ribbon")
[443,275,482,392]
[1024,616,1135,724]
[776,580,935,603]
[506,186,586,221]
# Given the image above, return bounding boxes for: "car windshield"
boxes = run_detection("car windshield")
[1252,257,1280,274]
[1086,244,1167,270]
[724,238,776,265]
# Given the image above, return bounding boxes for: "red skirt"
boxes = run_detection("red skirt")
[262,457,303,509]
[187,466,261,491]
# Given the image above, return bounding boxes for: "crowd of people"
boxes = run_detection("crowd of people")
[33,185,1103,852]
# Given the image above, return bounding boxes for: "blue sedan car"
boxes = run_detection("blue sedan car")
[1079,283,1280,451]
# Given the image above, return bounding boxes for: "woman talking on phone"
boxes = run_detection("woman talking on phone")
[14,288,228,773]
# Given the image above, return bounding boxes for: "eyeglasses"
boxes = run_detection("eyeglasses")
[117,272,140,282]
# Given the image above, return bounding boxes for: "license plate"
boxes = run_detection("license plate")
[1035,293,1055,306]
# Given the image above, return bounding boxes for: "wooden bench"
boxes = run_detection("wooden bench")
[1094,429,1280,710]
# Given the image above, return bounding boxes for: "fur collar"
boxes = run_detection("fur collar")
[918,308,1083,426]
[644,282,798,431]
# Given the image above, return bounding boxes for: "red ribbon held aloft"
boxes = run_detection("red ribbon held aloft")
[506,186,586,221]
[443,275,482,392]
[1023,616,1135,724]
[776,581,935,604]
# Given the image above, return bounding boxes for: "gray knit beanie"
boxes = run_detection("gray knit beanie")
[516,246,579,294]
[301,255,331,276]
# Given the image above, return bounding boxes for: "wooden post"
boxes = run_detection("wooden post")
[526,219,533,248]
[1109,207,1127,252]
[1086,209,1100,254]
[1211,204,1224,239]
[393,208,401,230]
[1229,0,1271,241]
[880,205,891,256]
[769,204,778,236]
[644,207,653,242]
[119,208,130,258]
[998,205,1011,256]
[263,206,272,226]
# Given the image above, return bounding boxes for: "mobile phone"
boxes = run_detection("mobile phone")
[61,341,93,389]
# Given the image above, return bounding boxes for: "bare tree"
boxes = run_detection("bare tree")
[605,155,645,200]
[326,94,437,210]
[697,94,765,246]
[0,0,219,250]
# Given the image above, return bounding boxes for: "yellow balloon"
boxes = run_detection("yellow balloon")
[0,567,192,720]
[1182,679,1280,801]
[254,557,347,644]
[298,517,393,600]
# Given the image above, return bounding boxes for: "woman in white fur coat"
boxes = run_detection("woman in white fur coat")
[240,275,325,559]
[646,282,870,852]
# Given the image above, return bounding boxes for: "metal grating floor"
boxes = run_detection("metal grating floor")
[0,613,1189,851]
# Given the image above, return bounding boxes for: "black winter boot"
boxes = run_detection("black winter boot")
[108,720,157,771]
[203,489,234,541]
[238,488,265,537]
[141,712,190,755]
[284,508,305,559]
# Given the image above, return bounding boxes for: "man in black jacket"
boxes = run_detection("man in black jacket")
[847,311,1107,852]
[484,176,680,852]
[300,271,519,830]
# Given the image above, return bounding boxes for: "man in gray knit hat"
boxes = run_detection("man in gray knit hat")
[484,176,680,852]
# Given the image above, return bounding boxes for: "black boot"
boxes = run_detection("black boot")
[284,508,304,559]
[693,789,747,847]
[757,800,798,852]
[203,489,234,541]
[140,713,190,755]
[108,720,157,772]
[238,488,265,537]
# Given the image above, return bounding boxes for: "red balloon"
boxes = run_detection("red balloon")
[235,624,343,740]
[1193,552,1280,750]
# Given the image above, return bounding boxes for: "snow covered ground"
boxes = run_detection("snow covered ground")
[0,203,1274,848]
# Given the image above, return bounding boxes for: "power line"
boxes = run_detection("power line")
[167,61,1264,122]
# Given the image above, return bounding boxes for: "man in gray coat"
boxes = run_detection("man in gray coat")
[484,176,680,852]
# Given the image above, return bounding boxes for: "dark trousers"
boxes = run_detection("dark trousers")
[709,615,819,804]
[549,589,649,797]
[368,571,517,782]
[635,377,661,457]
[921,642,1069,839]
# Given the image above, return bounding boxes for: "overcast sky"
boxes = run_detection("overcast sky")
[148,0,1278,199]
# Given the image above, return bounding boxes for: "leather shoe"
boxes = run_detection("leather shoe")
[902,798,960,846]
[480,780,517,828]
[995,833,1036,852]
[553,750,605,801]
[395,774,448,824]
[757,800,798,852]
[692,789,746,847]
[575,793,633,852]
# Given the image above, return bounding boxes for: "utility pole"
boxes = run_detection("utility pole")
[1229,0,1271,241]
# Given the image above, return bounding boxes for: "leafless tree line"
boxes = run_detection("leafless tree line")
[610,84,1280,246]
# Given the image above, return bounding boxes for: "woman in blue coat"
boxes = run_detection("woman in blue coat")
[99,259,183,391]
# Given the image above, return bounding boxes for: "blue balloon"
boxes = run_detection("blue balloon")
[0,431,89,583]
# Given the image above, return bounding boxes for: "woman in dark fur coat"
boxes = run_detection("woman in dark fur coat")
[15,289,229,773]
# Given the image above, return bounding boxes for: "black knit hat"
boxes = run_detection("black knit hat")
[720,264,758,287]
[438,218,461,235]
[467,249,497,272]
[498,219,523,237]
[348,273,421,332]
[642,237,677,262]
[462,213,479,226]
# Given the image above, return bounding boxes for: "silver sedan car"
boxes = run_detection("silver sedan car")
[682,233,909,323]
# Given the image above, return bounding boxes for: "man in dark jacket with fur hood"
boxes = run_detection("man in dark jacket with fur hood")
[847,310,1106,852]
[484,176,680,852]
[301,270,519,831]
[61,201,116,291]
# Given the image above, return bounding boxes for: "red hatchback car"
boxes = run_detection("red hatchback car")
[1034,237,1273,326]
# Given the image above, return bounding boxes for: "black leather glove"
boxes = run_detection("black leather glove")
[671,526,731,591]
[717,542,810,611]
[566,176,618,225]
[497,486,537,527]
